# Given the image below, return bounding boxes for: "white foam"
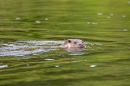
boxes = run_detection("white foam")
[35,20,41,24]
[110,14,114,16]
[90,65,97,68]
[128,1,130,4]
[122,15,126,18]
[44,59,55,61]
[97,13,103,16]
[0,40,63,56]
[55,65,59,68]
[0,65,8,69]
[45,18,48,20]
[15,17,20,20]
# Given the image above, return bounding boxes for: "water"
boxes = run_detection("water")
[0,0,130,86]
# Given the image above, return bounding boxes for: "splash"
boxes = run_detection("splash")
[0,40,63,56]
[0,40,102,56]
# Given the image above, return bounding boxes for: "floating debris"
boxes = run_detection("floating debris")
[87,22,91,24]
[90,65,97,68]
[87,22,97,25]
[2,44,8,46]
[107,16,111,19]
[45,18,48,21]
[127,67,129,69]
[55,65,59,68]
[0,65,8,69]
[35,20,41,24]
[97,13,103,16]
[15,17,20,20]
[44,59,55,61]
[110,14,114,16]
[27,64,30,66]
[84,60,87,61]
[122,15,126,18]
[123,29,128,32]
[128,1,130,4]
[92,22,97,25]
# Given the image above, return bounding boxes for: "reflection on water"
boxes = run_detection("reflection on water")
[0,40,102,56]
[63,47,85,52]
[63,47,85,56]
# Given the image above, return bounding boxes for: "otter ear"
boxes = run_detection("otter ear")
[68,39,71,43]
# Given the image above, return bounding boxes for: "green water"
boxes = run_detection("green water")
[0,0,130,86]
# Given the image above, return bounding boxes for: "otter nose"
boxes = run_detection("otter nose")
[79,44,82,46]
[78,44,85,48]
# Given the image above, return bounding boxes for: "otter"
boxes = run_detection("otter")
[60,39,86,48]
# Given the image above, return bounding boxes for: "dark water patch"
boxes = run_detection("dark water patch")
[111,58,130,65]
[2,73,130,86]
[117,42,130,46]
[45,69,90,75]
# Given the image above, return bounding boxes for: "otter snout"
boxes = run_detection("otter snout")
[78,43,86,48]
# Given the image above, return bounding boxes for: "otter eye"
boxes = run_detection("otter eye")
[74,42,77,44]
[68,40,71,43]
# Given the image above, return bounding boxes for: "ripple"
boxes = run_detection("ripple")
[0,40,102,57]
[0,40,63,56]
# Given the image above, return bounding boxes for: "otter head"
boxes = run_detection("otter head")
[62,39,86,48]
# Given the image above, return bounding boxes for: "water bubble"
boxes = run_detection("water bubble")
[2,44,8,46]
[35,20,41,24]
[92,22,95,24]
[92,22,97,25]
[127,67,129,69]
[84,60,87,61]
[107,16,111,19]
[87,22,91,24]
[55,65,59,68]
[0,65,8,69]
[94,22,97,25]
[27,64,30,66]
[123,29,128,31]
[15,17,20,20]
[97,13,103,16]
[128,1,130,4]
[8,44,14,47]
[44,59,55,61]
[122,15,126,18]
[110,14,114,16]
[90,65,97,68]
[45,18,48,21]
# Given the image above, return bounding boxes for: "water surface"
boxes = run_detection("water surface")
[0,0,130,86]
